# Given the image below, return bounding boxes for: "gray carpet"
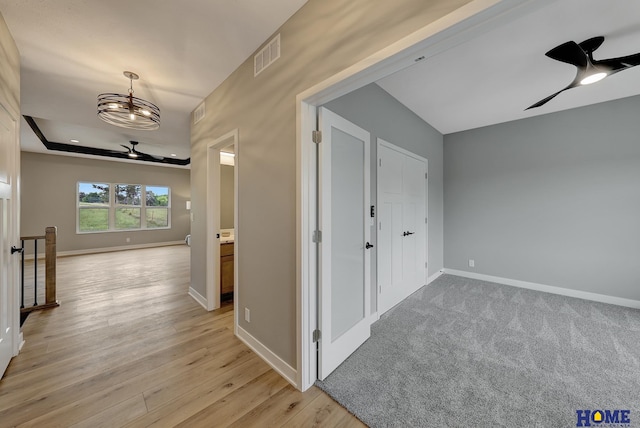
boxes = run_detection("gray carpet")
[316,274,640,427]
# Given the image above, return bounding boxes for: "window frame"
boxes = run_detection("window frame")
[76,181,171,234]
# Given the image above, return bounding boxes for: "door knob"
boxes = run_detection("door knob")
[11,246,23,254]
[365,242,374,249]
[405,231,415,236]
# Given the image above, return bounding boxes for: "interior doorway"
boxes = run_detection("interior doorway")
[296,0,552,391]
[206,130,239,326]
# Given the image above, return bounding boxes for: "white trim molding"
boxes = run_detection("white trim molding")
[444,269,640,310]
[188,286,208,310]
[237,326,298,389]
[206,128,239,313]
[427,269,445,285]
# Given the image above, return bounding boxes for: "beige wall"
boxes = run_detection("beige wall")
[0,12,19,115]
[21,152,190,253]
[191,0,471,367]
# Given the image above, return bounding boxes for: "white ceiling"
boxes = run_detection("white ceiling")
[2,0,639,163]
[378,0,640,135]
[0,0,308,162]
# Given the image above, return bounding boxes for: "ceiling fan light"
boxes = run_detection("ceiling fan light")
[128,152,138,158]
[580,72,607,85]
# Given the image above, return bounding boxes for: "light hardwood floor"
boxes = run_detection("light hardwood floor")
[0,245,364,427]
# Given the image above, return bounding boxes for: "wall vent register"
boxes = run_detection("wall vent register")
[254,34,281,76]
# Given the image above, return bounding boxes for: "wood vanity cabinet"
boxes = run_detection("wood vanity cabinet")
[220,242,234,296]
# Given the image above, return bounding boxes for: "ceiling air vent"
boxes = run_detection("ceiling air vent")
[254,34,280,77]
[193,102,205,125]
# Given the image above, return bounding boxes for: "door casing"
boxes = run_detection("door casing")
[205,129,239,328]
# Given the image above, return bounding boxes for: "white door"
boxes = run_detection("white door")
[377,144,405,314]
[318,107,371,380]
[377,139,427,316]
[0,102,19,378]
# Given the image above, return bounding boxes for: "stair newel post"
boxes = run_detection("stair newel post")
[45,226,57,305]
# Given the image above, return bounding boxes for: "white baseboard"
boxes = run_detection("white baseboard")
[188,287,208,310]
[427,269,445,285]
[236,325,298,389]
[23,241,186,260]
[444,269,640,310]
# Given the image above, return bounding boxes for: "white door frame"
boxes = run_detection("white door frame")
[295,0,555,391]
[206,129,239,325]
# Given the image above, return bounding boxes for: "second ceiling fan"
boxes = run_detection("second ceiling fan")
[527,36,640,110]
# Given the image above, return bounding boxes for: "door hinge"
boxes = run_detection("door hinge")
[312,130,322,144]
[312,230,322,243]
[425,217,428,224]
[313,329,321,342]
[425,172,428,179]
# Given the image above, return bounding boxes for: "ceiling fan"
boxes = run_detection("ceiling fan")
[526,36,640,110]
[120,140,163,161]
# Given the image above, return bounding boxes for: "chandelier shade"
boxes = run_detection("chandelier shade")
[97,71,160,131]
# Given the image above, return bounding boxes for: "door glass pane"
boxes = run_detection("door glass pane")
[331,127,365,340]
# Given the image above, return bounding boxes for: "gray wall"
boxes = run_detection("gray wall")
[21,152,191,253]
[191,0,471,367]
[324,83,444,311]
[220,164,234,230]
[444,95,640,301]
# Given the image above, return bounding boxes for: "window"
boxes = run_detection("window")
[77,182,171,233]
[115,184,142,230]
[78,182,110,232]
[145,186,170,228]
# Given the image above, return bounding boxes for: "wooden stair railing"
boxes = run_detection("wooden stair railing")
[20,226,60,315]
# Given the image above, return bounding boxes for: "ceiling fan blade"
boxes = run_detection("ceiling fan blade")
[136,150,165,160]
[545,41,588,68]
[526,90,565,110]
[525,79,579,110]
[596,52,640,72]
[578,36,605,54]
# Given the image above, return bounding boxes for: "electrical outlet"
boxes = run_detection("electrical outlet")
[469,259,475,268]
[245,308,250,323]
[126,237,130,243]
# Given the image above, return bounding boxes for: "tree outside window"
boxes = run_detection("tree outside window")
[115,184,142,230]
[145,186,170,228]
